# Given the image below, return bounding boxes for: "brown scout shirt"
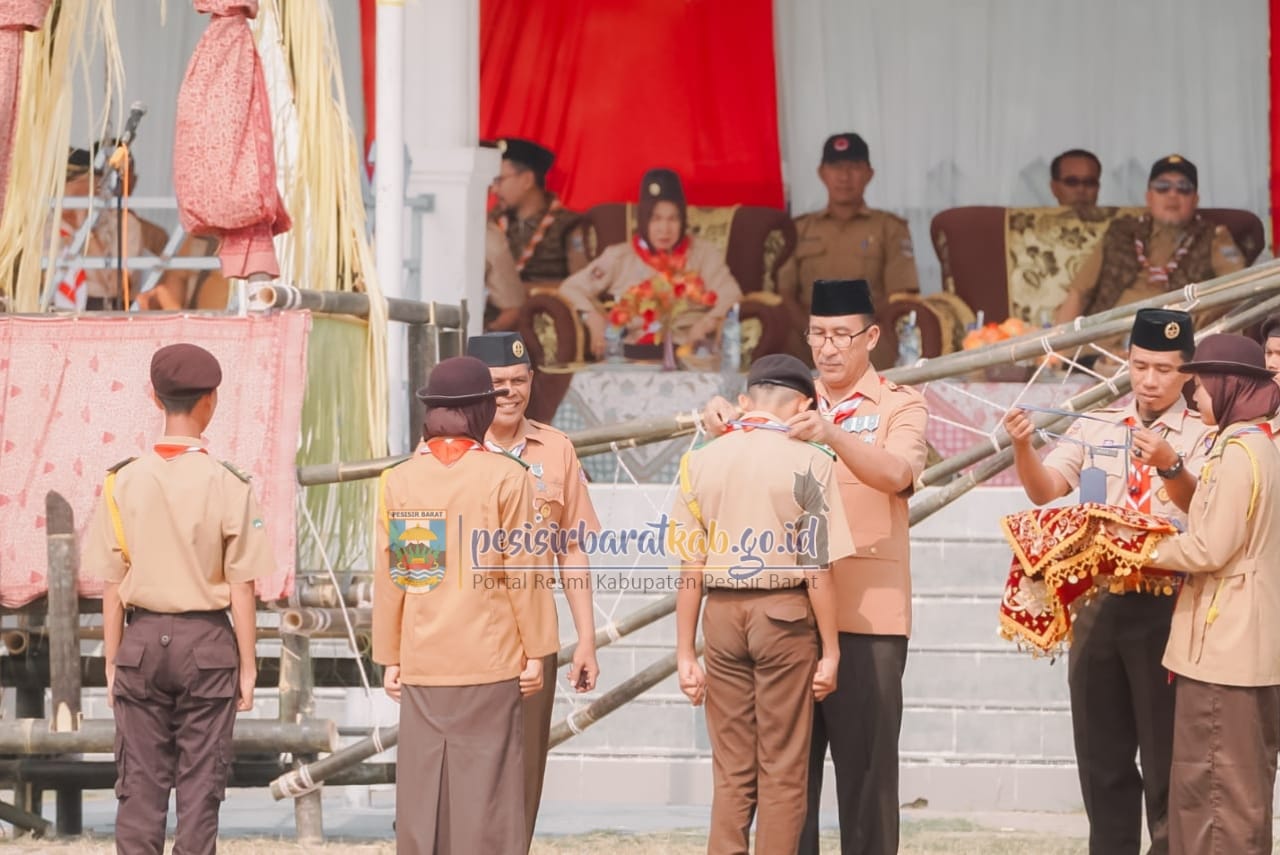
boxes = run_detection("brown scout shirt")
[495,196,583,283]
[1042,402,1213,518]
[557,239,745,325]
[1065,222,1244,313]
[495,418,603,657]
[372,446,549,686]
[777,207,920,318]
[669,412,855,588]
[1150,424,1280,686]
[82,436,275,612]
[816,370,929,636]
[485,222,526,312]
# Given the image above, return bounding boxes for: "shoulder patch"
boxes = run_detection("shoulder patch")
[106,457,136,474]
[220,461,252,483]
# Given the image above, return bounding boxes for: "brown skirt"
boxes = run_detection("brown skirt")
[397,680,525,854]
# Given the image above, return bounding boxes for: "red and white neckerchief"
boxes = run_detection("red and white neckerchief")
[154,443,209,461]
[53,225,88,310]
[725,415,781,433]
[416,437,486,467]
[498,198,563,274]
[817,378,884,427]
[1122,416,1154,513]
[1134,228,1194,285]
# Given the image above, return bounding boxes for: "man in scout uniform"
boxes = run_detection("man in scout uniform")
[467,331,601,850]
[1002,308,1213,854]
[82,343,275,853]
[703,278,929,855]
[1055,155,1246,325]
[373,355,547,854]
[1261,315,1280,374]
[777,133,920,369]
[489,137,585,284]
[674,353,853,853]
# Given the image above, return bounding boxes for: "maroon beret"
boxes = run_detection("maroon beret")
[150,344,222,397]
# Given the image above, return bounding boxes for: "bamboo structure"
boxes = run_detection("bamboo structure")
[269,725,398,801]
[253,283,465,329]
[44,492,82,835]
[0,718,337,754]
[279,631,323,843]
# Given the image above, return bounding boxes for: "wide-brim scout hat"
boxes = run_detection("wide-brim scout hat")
[1178,334,1275,380]
[151,343,222,396]
[1130,308,1194,353]
[1149,154,1197,189]
[747,353,817,404]
[416,356,509,405]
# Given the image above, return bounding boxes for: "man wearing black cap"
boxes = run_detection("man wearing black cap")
[1003,308,1215,854]
[373,355,545,854]
[467,331,601,849]
[672,353,852,853]
[489,137,584,284]
[1260,316,1280,375]
[82,343,275,852]
[778,133,920,369]
[1056,155,1246,325]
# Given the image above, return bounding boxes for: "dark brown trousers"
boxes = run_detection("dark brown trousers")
[1169,677,1280,855]
[703,588,818,855]
[1068,593,1175,855]
[111,610,239,855]
[522,651,558,851]
[800,632,908,855]
[397,680,525,855]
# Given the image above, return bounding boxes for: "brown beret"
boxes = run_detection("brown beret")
[150,344,222,397]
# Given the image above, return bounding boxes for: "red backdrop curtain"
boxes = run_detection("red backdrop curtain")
[479,0,783,211]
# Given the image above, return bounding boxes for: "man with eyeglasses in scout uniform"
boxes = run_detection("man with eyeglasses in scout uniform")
[1002,308,1215,855]
[703,278,929,855]
[1056,155,1246,324]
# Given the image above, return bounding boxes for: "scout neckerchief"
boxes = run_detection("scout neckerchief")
[1134,226,1194,285]
[417,437,485,467]
[498,198,562,274]
[818,376,885,434]
[725,415,788,433]
[1121,416,1156,513]
[631,234,694,279]
[154,443,209,461]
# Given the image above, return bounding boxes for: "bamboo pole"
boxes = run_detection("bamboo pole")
[2,630,28,655]
[253,284,464,328]
[556,594,676,668]
[280,632,323,843]
[278,607,372,636]
[44,491,82,836]
[0,719,337,754]
[270,725,398,801]
[290,575,374,608]
[0,760,397,790]
[0,798,50,836]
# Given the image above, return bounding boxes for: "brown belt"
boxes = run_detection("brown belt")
[125,607,228,625]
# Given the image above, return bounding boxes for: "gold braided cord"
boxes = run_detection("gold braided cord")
[0,0,124,312]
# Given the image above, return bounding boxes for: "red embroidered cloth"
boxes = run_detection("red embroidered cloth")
[998,503,1179,656]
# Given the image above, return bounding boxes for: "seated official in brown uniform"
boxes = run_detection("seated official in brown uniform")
[373,356,547,855]
[489,137,584,285]
[485,222,527,331]
[1003,309,1212,855]
[1055,155,1245,327]
[559,168,745,359]
[1140,335,1280,855]
[1049,148,1103,212]
[467,332,602,850]
[705,279,929,855]
[777,133,920,369]
[83,343,275,854]
[1262,315,1280,374]
[673,354,853,854]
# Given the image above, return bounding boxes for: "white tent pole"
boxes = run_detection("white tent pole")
[375,0,408,452]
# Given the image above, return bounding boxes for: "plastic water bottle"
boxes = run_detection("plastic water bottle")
[897,310,922,367]
[720,303,742,373]
[604,324,624,363]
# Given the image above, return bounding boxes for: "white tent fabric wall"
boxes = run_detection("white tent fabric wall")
[775,0,1271,295]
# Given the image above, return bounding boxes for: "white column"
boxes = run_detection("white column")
[376,0,409,452]
[402,0,495,335]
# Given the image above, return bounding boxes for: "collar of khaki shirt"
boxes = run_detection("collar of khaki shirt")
[155,434,206,448]
[734,409,789,429]
[820,367,884,408]
[490,418,549,452]
[818,204,873,222]
[1120,399,1193,436]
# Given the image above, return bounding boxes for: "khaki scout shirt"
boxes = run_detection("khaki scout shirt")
[485,222,526,312]
[669,412,855,589]
[1042,402,1213,521]
[491,418,603,657]
[816,370,929,636]
[557,238,745,324]
[372,445,549,686]
[777,207,920,317]
[1151,424,1280,686]
[81,436,275,612]
[1065,222,1244,313]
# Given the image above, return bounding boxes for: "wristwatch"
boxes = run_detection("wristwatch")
[1156,453,1185,480]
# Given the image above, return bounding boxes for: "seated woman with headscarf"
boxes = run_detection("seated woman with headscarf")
[559,168,744,359]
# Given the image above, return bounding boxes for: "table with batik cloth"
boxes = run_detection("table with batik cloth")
[552,366,1096,485]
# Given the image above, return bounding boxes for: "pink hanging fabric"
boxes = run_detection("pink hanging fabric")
[0,0,51,224]
[173,0,290,279]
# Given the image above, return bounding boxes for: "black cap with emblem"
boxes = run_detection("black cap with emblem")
[466,332,531,367]
[640,168,685,206]
[1130,308,1195,354]
[811,279,875,318]
[493,137,555,179]
[822,132,870,165]
[1149,154,1197,189]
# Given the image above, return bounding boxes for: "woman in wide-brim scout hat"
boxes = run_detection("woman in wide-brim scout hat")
[557,167,744,359]
[1135,334,1280,854]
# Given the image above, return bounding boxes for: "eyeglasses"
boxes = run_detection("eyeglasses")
[805,325,873,349]
[1057,176,1100,189]
[1150,179,1195,196]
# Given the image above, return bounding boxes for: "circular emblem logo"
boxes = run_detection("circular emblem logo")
[512,340,526,359]
[648,182,661,196]
[1164,321,1181,340]
[1167,154,1182,163]
[497,139,508,153]
[834,137,850,152]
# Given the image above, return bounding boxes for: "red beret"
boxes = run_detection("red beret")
[150,344,222,397]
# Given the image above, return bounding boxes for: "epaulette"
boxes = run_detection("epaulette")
[807,441,837,460]
[221,461,252,483]
[499,450,531,470]
[106,457,136,474]
[528,419,569,439]
[880,209,910,227]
